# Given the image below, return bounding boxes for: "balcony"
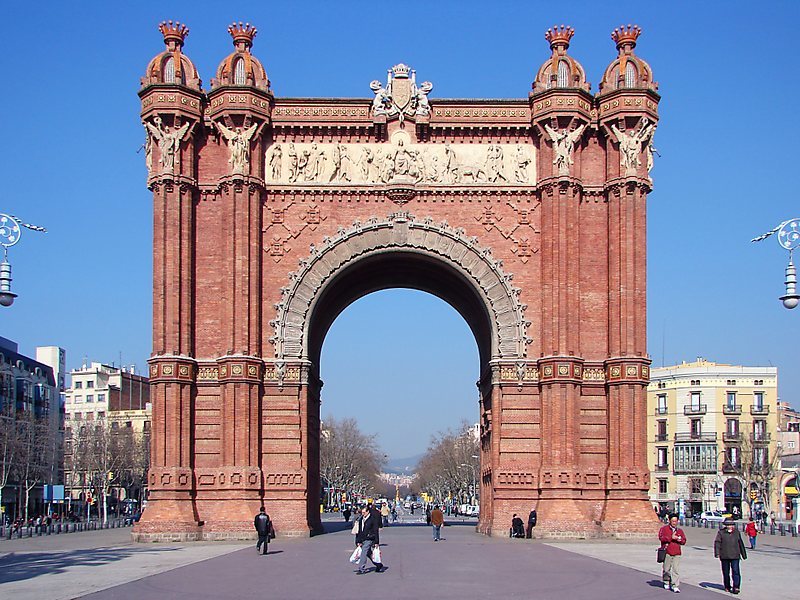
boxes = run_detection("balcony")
[654,406,668,415]
[655,464,670,472]
[674,432,716,443]
[751,432,771,444]
[722,404,742,415]
[684,404,707,416]
[722,461,741,474]
[655,433,669,442]
[654,492,671,501]
[723,431,741,443]
[688,492,705,501]
[750,405,770,416]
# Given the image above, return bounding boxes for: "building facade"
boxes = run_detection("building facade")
[777,400,800,519]
[64,363,151,511]
[647,359,779,518]
[0,337,62,519]
[136,21,660,540]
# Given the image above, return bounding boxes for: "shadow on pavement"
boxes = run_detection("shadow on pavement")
[699,582,727,591]
[0,546,182,585]
[322,520,478,534]
[646,579,666,588]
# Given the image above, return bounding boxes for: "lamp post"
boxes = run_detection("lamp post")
[0,213,47,307]
[752,218,800,309]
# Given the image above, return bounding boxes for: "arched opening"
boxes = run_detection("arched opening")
[624,61,638,87]
[233,58,246,85]
[319,289,480,517]
[303,250,495,530]
[557,60,570,88]
[724,478,743,514]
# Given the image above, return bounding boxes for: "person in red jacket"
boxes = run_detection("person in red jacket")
[744,518,758,549]
[658,514,687,593]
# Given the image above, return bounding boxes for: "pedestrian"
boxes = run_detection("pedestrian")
[380,502,390,527]
[391,506,398,523]
[425,505,432,526]
[769,510,776,528]
[253,506,275,556]
[354,505,384,574]
[430,505,444,541]
[744,517,758,549]
[714,518,747,594]
[343,506,351,522]
[526,507,537,539]
[510,513,524,538]
[658,514,686,593]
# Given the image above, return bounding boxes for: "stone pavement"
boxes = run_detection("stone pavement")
[1,519,796,599]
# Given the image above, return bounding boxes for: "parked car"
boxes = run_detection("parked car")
[698,510,731,524]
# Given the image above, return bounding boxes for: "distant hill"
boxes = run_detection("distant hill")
[384,453,423,474]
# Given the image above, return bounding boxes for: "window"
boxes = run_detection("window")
[753,420,766,440]
[97,411,105,419]
[691,418,702,437]
[557,60,570,87]
[690,478,703,494]
[74,413,82,421]
[657,420,667,440]
[788,440,796,449]
[727,446,740,467]
[74,381,82,389]
[143,420,151,432]
[97,393,105,403]
[86,381,94,389]
[234,58,247,85]
[658,479,668,494]
[74,395,82,403]
[86,395,93,403]
[753,447,768,467]
[726,380,737,386]
[623,62,637,88]
[657,394,667,414]
[164,57,176,83]
[754,379,764,386]
[657,447,668,467]
[125,421,133,428]
[690,392,701,409]
[727,419,739,436]
[86,412,94,421]
[690,380,700,386]
[673,444,717,473]
[111,421,119,429]
[753,392,764,410]
[726,392,736,408]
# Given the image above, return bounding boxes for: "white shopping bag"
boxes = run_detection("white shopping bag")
[349,546,362,563]
[371,545,382,563]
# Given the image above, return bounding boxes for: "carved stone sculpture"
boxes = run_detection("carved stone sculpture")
[215,121,258,174]
[544,123,586,176]
[144,116,191,174]
[611,118,655,176]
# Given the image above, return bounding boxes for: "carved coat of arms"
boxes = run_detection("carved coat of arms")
[370,63,433,123]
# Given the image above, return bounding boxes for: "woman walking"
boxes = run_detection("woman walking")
[714,518,748,594]
[744,518,758,549]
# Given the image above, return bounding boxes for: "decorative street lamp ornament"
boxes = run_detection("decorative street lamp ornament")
[752,218,800,309]
[0,212,47,307]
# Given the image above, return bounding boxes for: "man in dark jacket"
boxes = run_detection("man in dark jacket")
[714,518,747,594]
[254,506,274,556]
[526,508,537,539]
[355,505,384,574]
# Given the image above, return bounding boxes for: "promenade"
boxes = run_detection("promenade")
[1,516,796,599]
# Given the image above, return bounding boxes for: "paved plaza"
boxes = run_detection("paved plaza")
[1,515,797,599]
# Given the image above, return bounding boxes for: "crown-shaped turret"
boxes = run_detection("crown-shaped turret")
[599,24,657,93]
[212,22,270,90]
[159,20,189,51]
[392,64,410,79]
[228,22,257,51]
[545,25,574,52]
[531,24,589,93]
[611,24,641,52]
[141,20,201,90]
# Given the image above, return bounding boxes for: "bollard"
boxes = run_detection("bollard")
[780,524,785,536]
[792,526,798,538]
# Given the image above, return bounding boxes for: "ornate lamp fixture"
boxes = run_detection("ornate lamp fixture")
[752,218,800,309]
[0,213,47,307]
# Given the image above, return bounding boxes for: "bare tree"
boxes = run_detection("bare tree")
[12,411,52,521]
[320,417,385,506]
[416,421,479,505]
[0,407,20,513]
[726,434,781,517]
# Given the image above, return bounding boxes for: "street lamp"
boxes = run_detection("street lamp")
[752,218,800,309]
[0,213,47,306]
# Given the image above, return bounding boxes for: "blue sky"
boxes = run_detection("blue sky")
[1,1,798,458]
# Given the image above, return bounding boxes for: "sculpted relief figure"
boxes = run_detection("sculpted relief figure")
[307,143,327,181]
[413,80,433,116]
[268,144,282,180]
[514,145,531,183]
[329,144,352,182]
[370,80,394,116]
[144,116,191,174]
[215,121,259,175]
[544,123,586,176]
[611,118,655,176]
[485,145,508,183]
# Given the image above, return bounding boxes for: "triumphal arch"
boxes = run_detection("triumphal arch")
[134,21,661,540]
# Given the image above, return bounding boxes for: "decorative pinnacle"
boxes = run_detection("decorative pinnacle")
[392,63,411,78]
[611,24,641,50]
[159,20,189,48]
[228,22,257,49]
[545,25,574,50]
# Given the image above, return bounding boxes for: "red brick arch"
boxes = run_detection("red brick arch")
[134,24,660,540]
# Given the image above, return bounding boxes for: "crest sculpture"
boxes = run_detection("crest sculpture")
[135,22,661,541]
